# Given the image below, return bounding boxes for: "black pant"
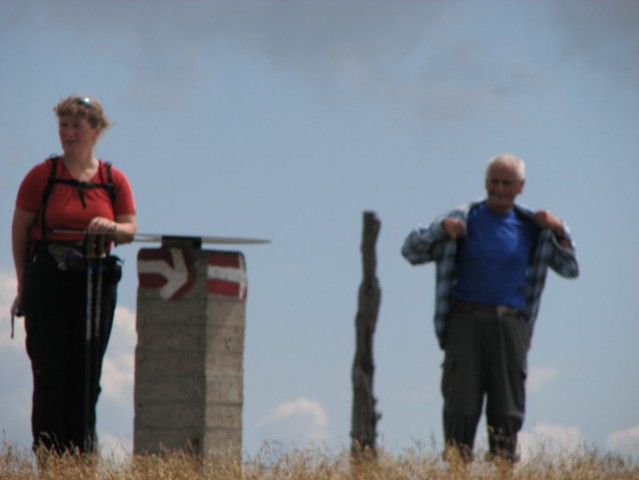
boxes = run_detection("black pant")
[441,302,530,461]
[22,247,120,454]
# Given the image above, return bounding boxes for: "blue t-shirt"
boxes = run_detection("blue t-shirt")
[451,202,538,309]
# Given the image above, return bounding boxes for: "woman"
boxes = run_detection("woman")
[11,95,137,454]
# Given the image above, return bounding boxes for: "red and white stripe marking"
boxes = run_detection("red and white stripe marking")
[207,252,247,299]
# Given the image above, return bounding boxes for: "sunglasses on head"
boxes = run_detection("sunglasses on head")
[74,96,96,109]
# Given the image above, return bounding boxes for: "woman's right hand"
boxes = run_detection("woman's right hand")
[11,295,23,317]
[10,295,23,339]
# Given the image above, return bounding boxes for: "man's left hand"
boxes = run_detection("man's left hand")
[534,209,572,248]
[534,209,564,233]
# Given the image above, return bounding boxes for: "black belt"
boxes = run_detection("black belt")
[34,239,85,249]
[33,241,87,271]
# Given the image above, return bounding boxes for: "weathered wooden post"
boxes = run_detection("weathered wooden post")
[133,239,247,458]
[351,211,381,458]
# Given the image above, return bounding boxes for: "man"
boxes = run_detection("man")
[401,153,578,462]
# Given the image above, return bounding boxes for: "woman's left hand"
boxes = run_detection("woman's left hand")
[90,213,136,245]
[87,216,118,235]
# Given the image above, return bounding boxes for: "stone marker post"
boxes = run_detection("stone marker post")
[134,245,247,458]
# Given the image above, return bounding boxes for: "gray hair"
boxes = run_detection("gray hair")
[486,153,526,181]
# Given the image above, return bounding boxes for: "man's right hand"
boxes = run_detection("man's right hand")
[442,218,467,239]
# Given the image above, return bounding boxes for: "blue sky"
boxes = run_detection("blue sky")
[1,0,638,462]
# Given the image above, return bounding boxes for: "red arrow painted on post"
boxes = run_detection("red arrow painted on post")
[138,249,197,300]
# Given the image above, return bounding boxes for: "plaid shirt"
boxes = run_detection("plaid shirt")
[402,200,579,349]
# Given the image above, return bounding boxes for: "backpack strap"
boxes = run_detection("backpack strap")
[100,161,116,206]
[37,156,60,243]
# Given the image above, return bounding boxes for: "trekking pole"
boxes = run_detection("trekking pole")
[84,233,96,453]
[90,234,106,453]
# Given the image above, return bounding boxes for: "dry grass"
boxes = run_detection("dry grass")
[1,441,637,479]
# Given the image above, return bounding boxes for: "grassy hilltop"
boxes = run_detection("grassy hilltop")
[1,442,638,480]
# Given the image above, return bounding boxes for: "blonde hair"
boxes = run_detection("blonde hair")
[54,95,111,130]
[486,153,526,181]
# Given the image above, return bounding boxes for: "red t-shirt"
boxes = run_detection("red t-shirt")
[16,157,136,243]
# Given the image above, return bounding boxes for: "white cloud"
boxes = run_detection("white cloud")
[0,269,33,450]
[606,425,639,459]
[0,269,22,350]
[258,397,329,447]
[99,432,133,465]
[95,306,137,454]
[518,423,584,462]
[527,366,559,392]
[100,305,137,403]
